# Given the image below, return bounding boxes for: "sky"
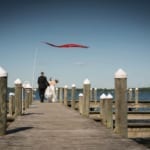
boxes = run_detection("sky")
[0,0,150,89]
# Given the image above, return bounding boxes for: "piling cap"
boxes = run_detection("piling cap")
[79,93,83,96]
[106,93,113,99]
[100,93,107,99]
[115,68,127,78]
[14,78,22,84]
[72,84,76,87]
[9,92,15,96]
[0,66,7,77]
[64,85,68,88]
[24,83,32,89]
[83,78,90,84]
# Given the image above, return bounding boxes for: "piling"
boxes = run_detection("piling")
[64,85,68,106]
[8,92,15,116]
[71,84,76,109]
[105,94,113,129]
[94,88,97,104]
[83,79,91,117]
[59,87,63,103]
[79,93,84,114]
[14,78,22,116]
[128,88,133,101]
[135,88,139,108]
[0,66,7,135]
[100,93,107,125]
[24,83,32,109]
[114,68,128,138]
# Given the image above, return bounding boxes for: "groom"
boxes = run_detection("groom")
[37,72,49,102]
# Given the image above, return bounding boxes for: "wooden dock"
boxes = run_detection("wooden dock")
[0,101,149,150]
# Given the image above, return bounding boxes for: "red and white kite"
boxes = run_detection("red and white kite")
[42,42,89,48]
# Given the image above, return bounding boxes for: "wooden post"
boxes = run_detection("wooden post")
[100,93,107,125]
[135,88,139,108]
[56,88,58,102]
[83,78,91,117]
[79,93,84,114]
[135,88,139,111]
[0,66,7,135]
[105,94,113,129]
[59,87,63,103]
[29,88,32,105]
[94,88,97,104]
[128,88,132,101]
[23,83,32,109]
[64,85,68,106]
[90,88,93,101]
[114,68,128,138]
[8,92,15,116]
[71,84,76,109]
[14,78,22,116]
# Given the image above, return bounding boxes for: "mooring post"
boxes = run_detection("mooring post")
[128,88,133,101]
[135,88,139,109]
[105,93,113,129]
[64,85,68,106]
[59,87,63,103]
[90,88,93,101]
[83,78,91,117]
[71,84,76,109]
[114,68,128,138]
[24,83,32,109]
[0,66,7,135]
[79,93,84,114]
[8,92,15,117]
[56,88,58,102]
[100,93,107,125]
[94,88,97,104]
[14,78,22,116]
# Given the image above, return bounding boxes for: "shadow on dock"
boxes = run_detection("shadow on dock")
[6,127,33,135]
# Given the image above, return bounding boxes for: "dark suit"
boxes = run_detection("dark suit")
[37,75,48,102]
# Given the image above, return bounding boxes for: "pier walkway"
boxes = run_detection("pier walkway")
[0,101,148,150]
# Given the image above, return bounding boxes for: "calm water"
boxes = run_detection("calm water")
[33,88,150,101]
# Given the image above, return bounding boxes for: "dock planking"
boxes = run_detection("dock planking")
[0,101,148,150]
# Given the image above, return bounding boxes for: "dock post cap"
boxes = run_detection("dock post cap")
[106,93,113,99]
[100,93,107,99]
[0,66,7,77]
[83,78,90,84]
[115,68,127,78]
[72,84,76,87]
[9,92,15,96]
[64,85,68,88]
[24,83,32,89]
[14,78,22,84]
[79,93,83,96]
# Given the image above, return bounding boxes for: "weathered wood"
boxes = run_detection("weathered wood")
[83,79,91,117]
[14,82,22,116]
[71,84,76,109]
[0,67,7,135]
[64,85,68,106]
[114,69,128,138]
[0,101,147,150]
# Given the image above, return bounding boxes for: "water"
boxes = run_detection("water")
[33,88,150,101]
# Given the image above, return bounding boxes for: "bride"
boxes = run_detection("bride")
[45,78,59,102]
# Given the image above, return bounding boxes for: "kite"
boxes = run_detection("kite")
[42,42,89,48]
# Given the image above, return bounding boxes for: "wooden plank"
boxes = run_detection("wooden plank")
[0,101,148,150]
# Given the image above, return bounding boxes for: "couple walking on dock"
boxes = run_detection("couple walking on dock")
[37,72,58,103]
